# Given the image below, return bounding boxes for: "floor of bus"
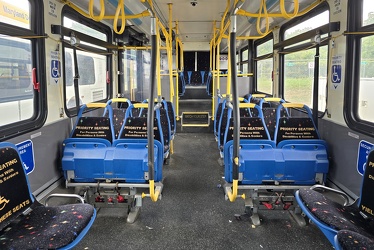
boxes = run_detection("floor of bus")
[50,132,332,250]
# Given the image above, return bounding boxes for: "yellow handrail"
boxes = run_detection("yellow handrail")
[280,0,299,19]
[142,180,160,202]
[89,0,105,22]
[86,103,107,108]
[226,180,246,202]
[133,103,149,108]
[113,0,126,34]
[110,98,129,103]
[282,103,305,108]
[263,97,282,102]
[239,103,256,108]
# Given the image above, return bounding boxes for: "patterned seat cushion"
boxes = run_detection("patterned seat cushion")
[0,204,94,249]
[299,188,374,238]
[337,230,374,250]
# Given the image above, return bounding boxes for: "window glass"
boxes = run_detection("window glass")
[284,46,328,110]
[0,37,33,125]
[284,11,329,40]
[241,49,248,61]
[257,39,272,57]
[363,0,374,26]
[255,38,273,94]
[257,58,272,94]
[63,17,107,41]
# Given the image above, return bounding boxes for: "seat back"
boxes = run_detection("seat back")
[359,150,374,219]
[71,103,115,144]
[274,103,320,145]
[119,116,162,144]
[0,143,34,232]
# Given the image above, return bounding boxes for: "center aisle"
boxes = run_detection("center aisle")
[77,133,331,250]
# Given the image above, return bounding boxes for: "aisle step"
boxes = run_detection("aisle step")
[181,112,210,127]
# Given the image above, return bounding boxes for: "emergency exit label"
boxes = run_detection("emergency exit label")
[16,140,35,175]
[357,140,374,176]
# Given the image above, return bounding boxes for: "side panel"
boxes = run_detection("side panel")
[320,119,374,198]
[9,119,71,195]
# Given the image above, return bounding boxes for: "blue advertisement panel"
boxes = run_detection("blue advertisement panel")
[16,140,35,175]
[357,140,374,176]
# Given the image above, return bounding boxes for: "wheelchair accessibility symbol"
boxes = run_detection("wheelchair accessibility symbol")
[331,65,341,84]
[51,60,60,78]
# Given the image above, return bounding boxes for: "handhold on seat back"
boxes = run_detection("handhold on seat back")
[359,150,374,219]
[0,143,34,232]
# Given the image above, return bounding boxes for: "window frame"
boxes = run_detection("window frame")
[0,0,47,140]
[61,6,112,117]
[345,0,374,136]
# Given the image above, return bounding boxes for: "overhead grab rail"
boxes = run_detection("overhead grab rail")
[59,0,151,35]
[236,0,322,19]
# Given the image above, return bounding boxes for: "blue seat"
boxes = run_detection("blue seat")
[62,103,115,182]
[0,142,96,249]
[62,102,164,183]
[295,149,374,246]
[223,103,276,184]
[274,103,329,185]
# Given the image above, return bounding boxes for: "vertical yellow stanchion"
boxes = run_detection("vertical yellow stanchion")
[211,21,217,121]
[226,36,231,96]
[168,3,174,155]
[175,22,180,121]
[216,41,220,97]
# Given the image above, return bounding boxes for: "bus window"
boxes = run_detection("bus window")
[0,0,45,137]
[255,37,273,94]
[62,14,111,113]
[358,0,374,122]
[281,9,329,111]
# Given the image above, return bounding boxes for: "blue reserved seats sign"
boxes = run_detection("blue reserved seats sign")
[357,140,374,176]
[16,140,35,175]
